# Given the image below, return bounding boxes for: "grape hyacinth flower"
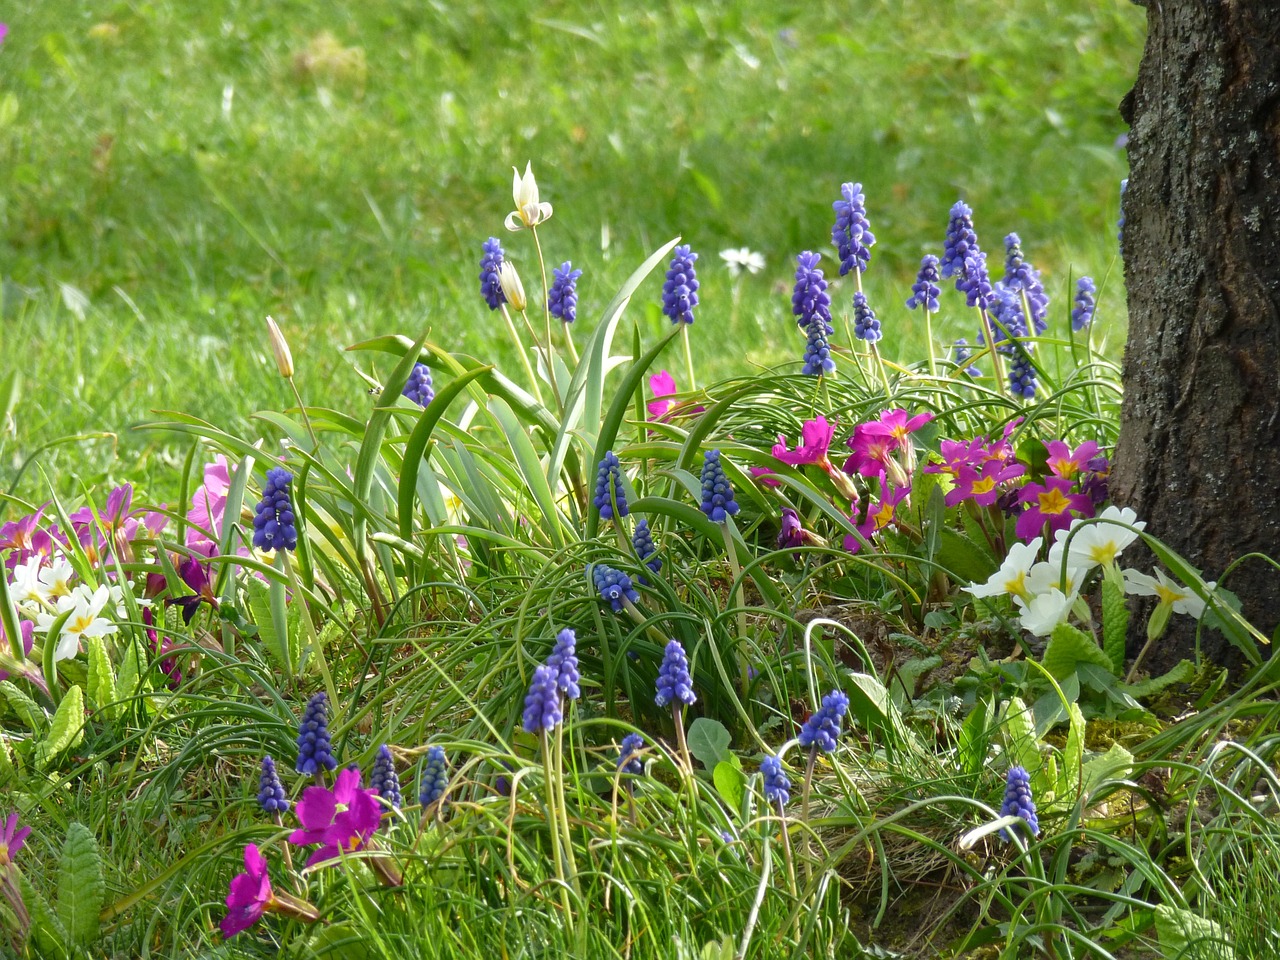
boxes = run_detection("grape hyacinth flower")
[760,755,791,808]
[952,339,982,377]
[699,449,739,523]
[258,756,290,815]
[251,467,298,553]
[592,563,639,612]
[852,291,882,342]
[418,745,449,810]
[547,628,581,701]
[798,690,849,755]
[289,768,384,867]
[905,255,941,312]
[801,315,836,375]
[522,665,564,734]
[655,639,696,709]
[1001,234,1049,334]
[1008,348,1038,400]
[370,744,402,812]
[1071,276,1097,332]
[296,691,337,777]
[999,766,1040,840]
[547,261,582,323]
[662,245,700,324]
[942,202,994,311]
[479,237,507,311]
[617,732,646,776]
[593,451,628,520]
[632,519,662,578]
[402,363,435,407]
[791,251,833,334]
[830,181,875,276]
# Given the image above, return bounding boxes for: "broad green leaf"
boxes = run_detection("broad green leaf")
[116,636,142,702]
[958,697,995,776]
[489,396,565,550]
[57,822,104,946]
[18,872,68,960]
[935,526,1001,586]
[1101,569,1128,676]
[1081,742,1134,798]
[0,731,15,786]
[1002,695,1042,782]
[85,636,117,717]
[36,684,85,769]
[845,672,893,739]
[1042,622,1113,680]
[248,578,293,677]
[0,679,46,732]
[1154,904,1235,960]
[713,760,746,810]
[1061,703,1086,801]
[686,717,732,770]
[1124,659,1195,699]
[0,561,25,662]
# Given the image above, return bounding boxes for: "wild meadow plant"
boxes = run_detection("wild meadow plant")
[1,158,1275,959]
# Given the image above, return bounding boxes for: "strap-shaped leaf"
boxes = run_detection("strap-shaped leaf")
[57,822,104,946]
[0,679,46,733]
[85,636,117,718]
[36,683,85,769]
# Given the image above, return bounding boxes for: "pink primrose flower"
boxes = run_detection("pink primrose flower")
[772,416,836,468]
[748,466,782,488]
[647,371,678,418]
[220,844,275,938]
[843,478,908,553]
[1044,440,1101,481]
[1014,476,1095,542]
[946,459,1026,507]
[289,768,383,868]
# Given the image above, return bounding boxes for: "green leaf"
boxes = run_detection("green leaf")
[85,635,117,717]
[1042,622,1114,680]
[116,636,143,702]
[958,697,995,776]
[0,679,46,732]
[1124,659,1195,699]
[36,684,85,769]
[1154,904,1235,960]
[489,396,565,550]
[1101,569,1128,676]
[845,673,894,739]
[1061,702,1086,801]
[247,578,293,676]
[686,718,732,770]
[1002,696,1042,782]
[18,872,68,960]
[57,822,104,947]
[713,760,746,810]
[1081,742,1134,798]
[0,730,15,786]
[935,526,999,585]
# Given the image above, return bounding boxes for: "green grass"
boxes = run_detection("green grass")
[1,0,1141,497]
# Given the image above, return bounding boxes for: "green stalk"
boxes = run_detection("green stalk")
[498,303,544,405]
[681,323,696,391]
[854,268,892,394]
[282,552,338,711]
[923,307,938,377]
[720,522,749,696]
[530,225,562,408]
[541,727,575,934]
[553,710,581,899]
[978,305,1008,391]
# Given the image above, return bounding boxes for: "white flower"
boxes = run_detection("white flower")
[1122,567,1212,619]
[37,560,76,602]
[1016,587,1074,637]
[9,560,48,608]
[719,247,765,278]
[497,261,527,312]
[107,581,149,618]
[34,584,117,662]
[1054,506,1146,572]
[966,538,1042,603]
[504,162,553,231]
[1025,559,1089,599]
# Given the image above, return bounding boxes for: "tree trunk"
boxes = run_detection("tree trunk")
[1113,0,1280,674]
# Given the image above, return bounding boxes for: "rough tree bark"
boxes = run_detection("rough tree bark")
[1114,1,1280,673]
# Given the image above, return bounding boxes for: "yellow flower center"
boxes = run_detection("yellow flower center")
[1087,542,1118,566]
[1003,571,1030,602]
[871,501,895,531]
[1036,488,1073,516]
[972,477,997,495]
[68,613,95,634]
[1154,583,1185,605]
[1048,458,1081,479]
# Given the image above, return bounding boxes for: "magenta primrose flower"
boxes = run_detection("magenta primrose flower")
[288,767,383,868]
[186,456,233,555]
[844,479,909,553]
[748,466,782,488]
[843,424,901,478]
[0,811,31,868]
[946,459,1026,507]
[69,484,167,565]
[1044,440,1101,481]
[0,505,50,568]
[772,416,835,468]
[220,843,320,939]
[1015,476,1094,542]
[648,370,677,418]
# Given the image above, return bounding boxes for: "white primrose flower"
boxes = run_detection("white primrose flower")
[9,559,48,609]
[1054,506,1146,572]
[966,538,1043,603]
[504,162,553,231]
[37,560,76,602]
[1122,567,1212,619]
[719,247,766,277]
[1025,559,1089,600]
[1016,587,1075,637]
[34,584,118,662]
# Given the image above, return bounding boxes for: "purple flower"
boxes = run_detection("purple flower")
[479,237,507,310]
[655,639,696,708]
[402,363,435,407]
[547,261,583,323]
[0,620,33,683]
[791,251,833,334]
[1071,276,1096,332]
[166,554,217,625]
[296,692,337,776]
[288,768,384,867]
[760,756,790,808]
[699,449,739,523]
[220,844,275,938]
[593,563,639,612]
[632,519,661,577]
[617,732,645,776]
[257,756,290,815]
[0,811,31,868]
[370,744,402,812]
[905,255,941,311]
[251,467,297,552]
[662,245,700,325]
[798,690,849,754]
[418,745,449,809]
[942,202,994,311]
[801,315,836,376]
[952,339,981,377]
[830,181,875,276]
[546,628,580,701]
[777,507,804,553]
[593,451,628,520]
[1082,454,1111,508]
[852,291,881,342]
[1008,348,1038,400]
[999,766,1040,839]
[522,664,563,733]
[143,608,183,690]
[1001,234,1048,334]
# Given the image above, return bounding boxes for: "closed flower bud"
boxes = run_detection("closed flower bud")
[265,316,294,378]
[498,261,527,312]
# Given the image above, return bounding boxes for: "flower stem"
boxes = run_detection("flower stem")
[286,376,319,451]
[681,323,696,391]
[499,303,544,406]
[978,306,1008,391]
[672,703,693,778]
[720,522,750,696]
[776,799,797,898]
[923,308,938,378]
[541,728,575,934]
[530,225,563,409]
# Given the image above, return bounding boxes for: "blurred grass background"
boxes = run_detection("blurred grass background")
[0,0,1142,496]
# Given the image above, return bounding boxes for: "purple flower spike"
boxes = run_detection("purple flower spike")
[547,628,580,701]
[905,255,941,311]
[791,251,833,334]
[402,363,435,407]
[252,467,298,552]
[593,451,629,520]
[617,732,646,776]
[662,245,700,325]
[943,202,994,311]
[632,519,662,578]
[370,744,402,812]
[296,692,337,776]
[798,690,849,754]
[593,563,639,612]
[479,237,507,311]
[655,639,696,708]
[548,261,583,323]
[760,755,790,808]
[522,665,563,734]
[258,756,290,815]
[418,745,449,809]
[952,339,982,377]
[1072,276,1096,332]
[699,449,739,522]
[801,315,836,376]
[831,181,875,276]
[1001,234,1049,334]
[853,291,882,342]
[1000,765,1040,840]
